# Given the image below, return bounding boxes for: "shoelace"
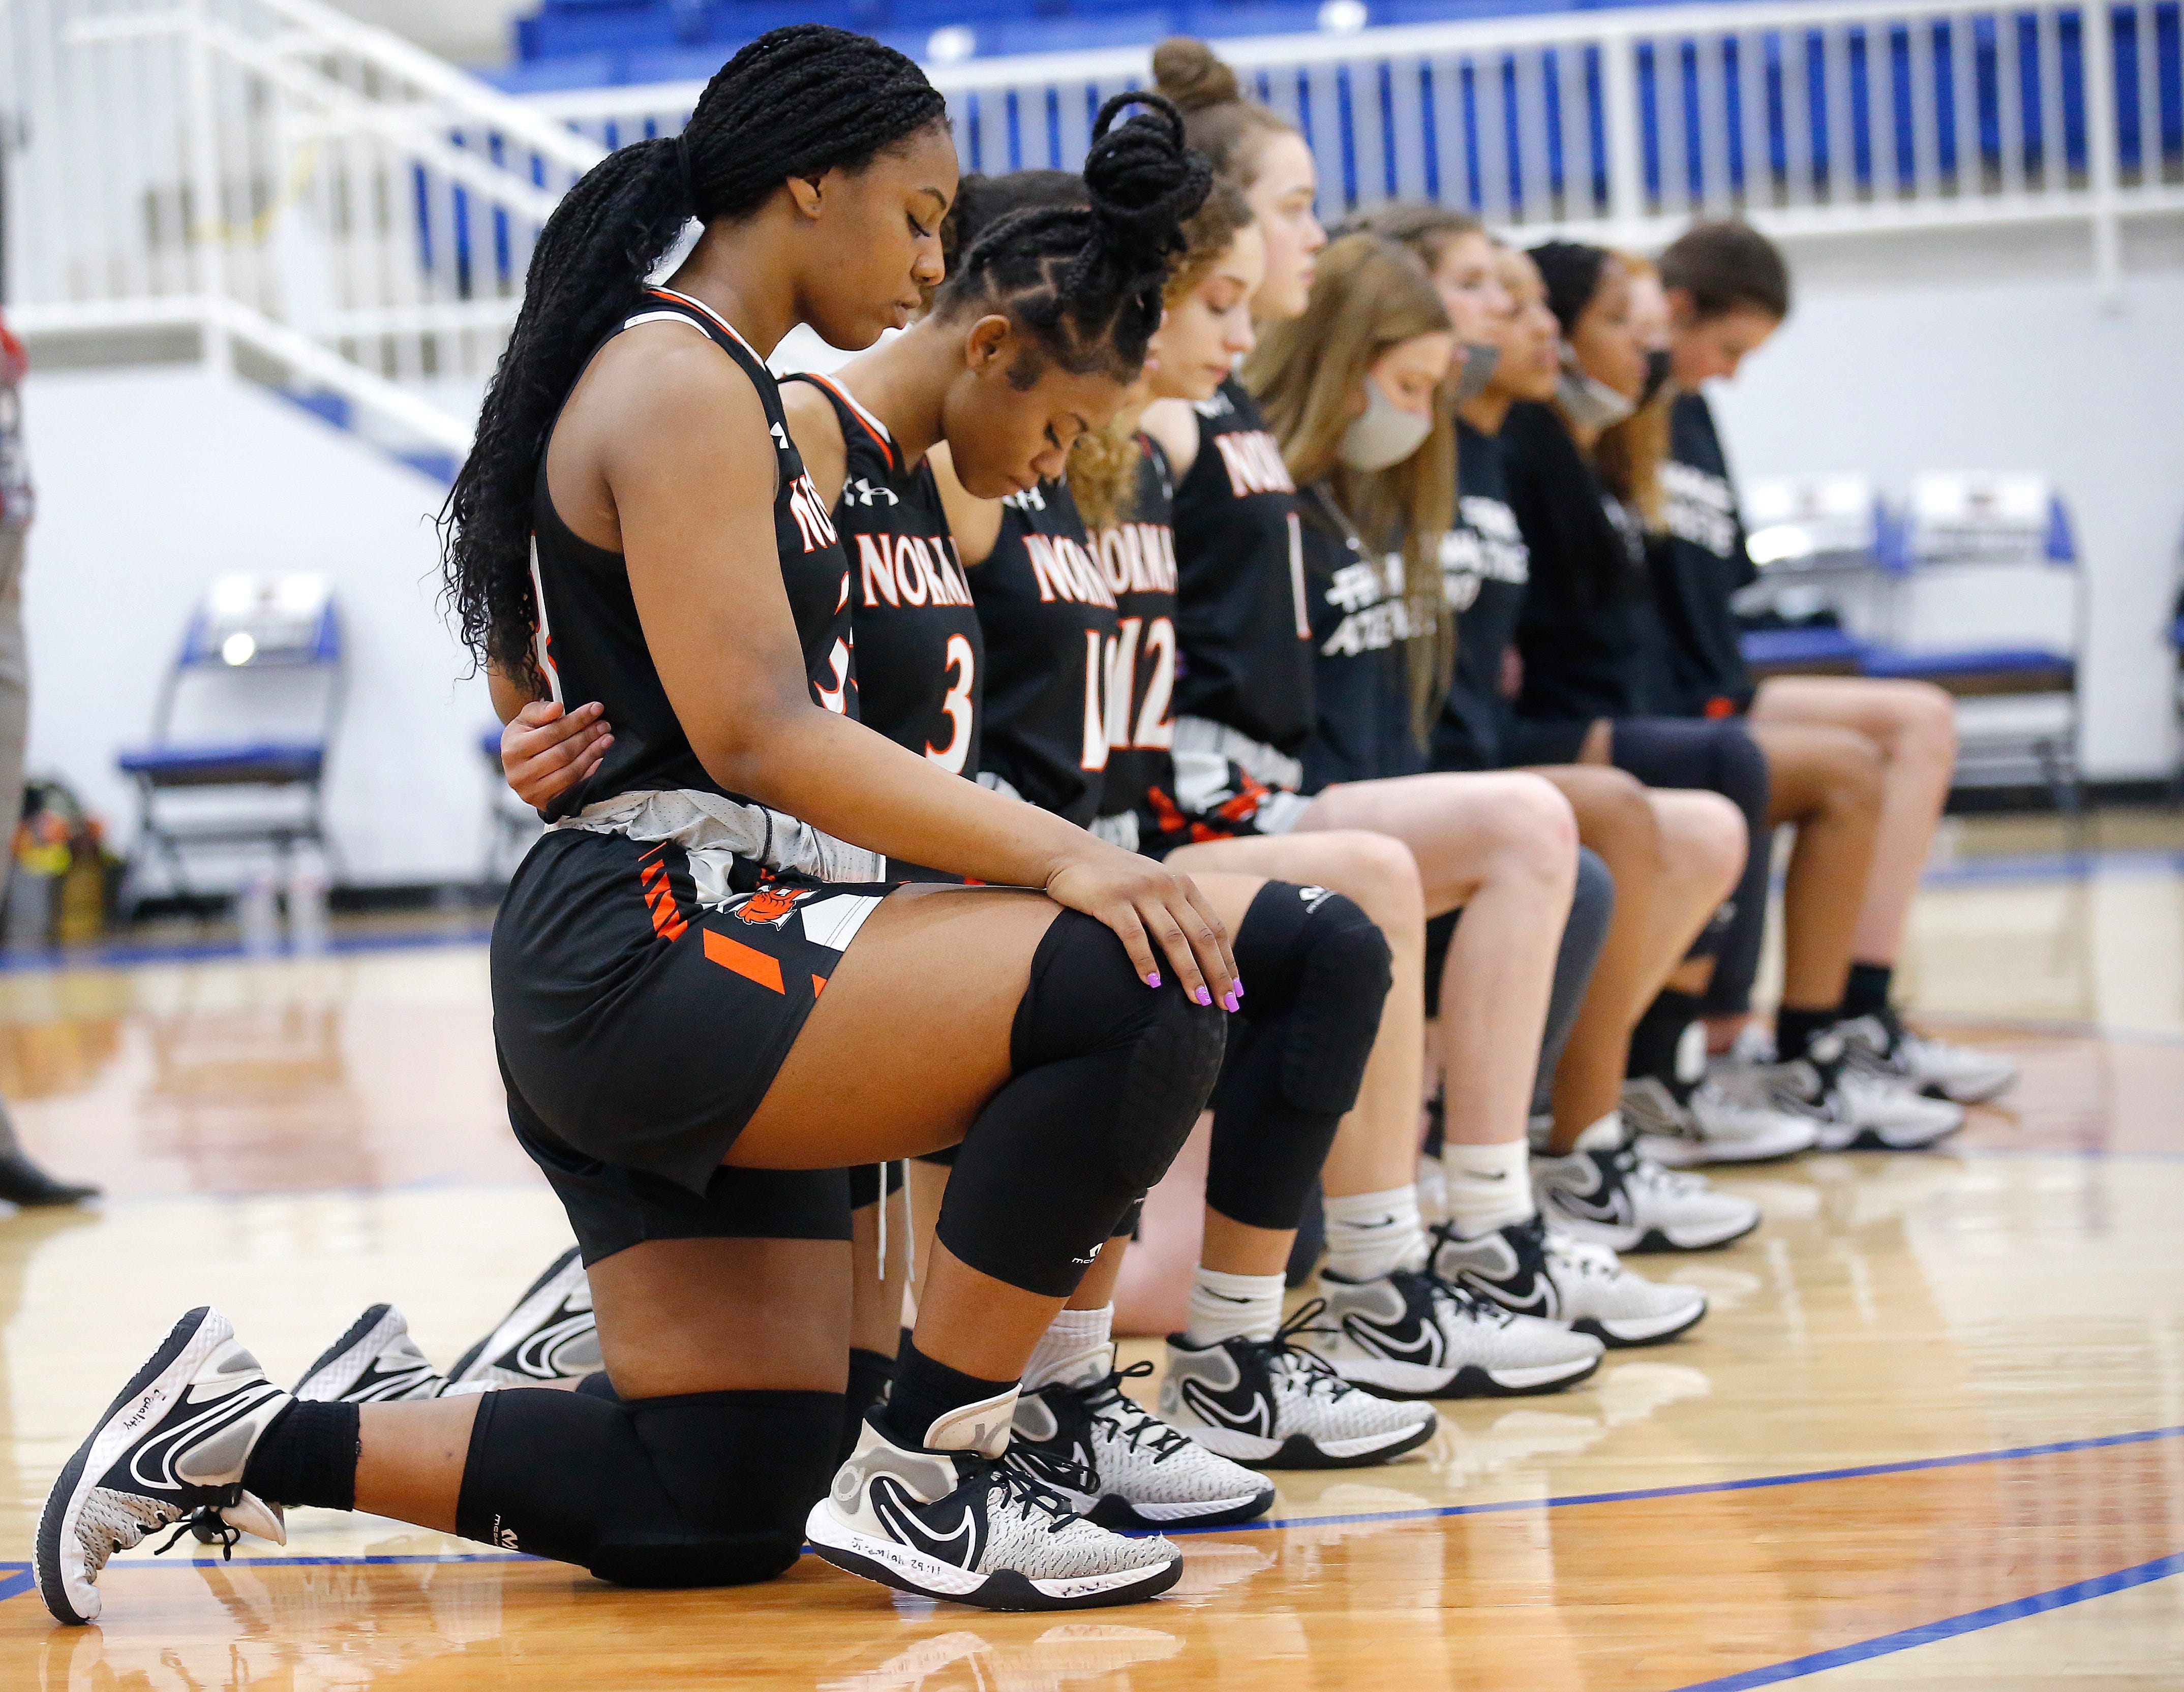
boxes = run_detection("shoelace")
[158,1506,240,1561]
[1076,1361,1194,1463]
[979,1452,1096,1533]
[1414,1238,1517,1330]
[1247,1300,1354,1401]
[1608,1140,1705,1198]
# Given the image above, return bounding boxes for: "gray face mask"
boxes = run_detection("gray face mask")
[1452,342,1501,405]
[1554,343,1635,431]
[1339,376,1435,472]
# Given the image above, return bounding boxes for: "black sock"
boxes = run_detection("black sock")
[841,1347,897,1462]
[1775,1005,1838,1064]
[1628,991,1703,1090]
[882,1338,1014,1451]
[1842,961,1894,1020]
[242,1400,360,1510]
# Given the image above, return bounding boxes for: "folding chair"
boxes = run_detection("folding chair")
[1862,473,2084,816]
[116,573,344,908]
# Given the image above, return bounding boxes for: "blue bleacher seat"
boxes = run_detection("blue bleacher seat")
[1738,625,1870,677]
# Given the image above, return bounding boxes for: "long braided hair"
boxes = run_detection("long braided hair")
[931,92,1210,388]
[441,25,947,687]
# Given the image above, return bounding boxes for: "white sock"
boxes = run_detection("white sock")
[1185,1267,1285,1346]
[1442,1138,1536,1238]
[1322,1186,1426,1281]
[1023,1303,1113,1389]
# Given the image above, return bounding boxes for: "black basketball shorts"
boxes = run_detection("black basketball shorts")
[493,827,901,1264]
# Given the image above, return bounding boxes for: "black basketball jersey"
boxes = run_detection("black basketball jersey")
[1170,378,1316,758]
[1087,438,1182,826]
[1499,399,1667,728]
[529,287,852,823]
[1297,483,1422,791]
[1651,391,1757,717]
[972,480,1119,826]
[782,372,983,777]
[1432,420,1531,771]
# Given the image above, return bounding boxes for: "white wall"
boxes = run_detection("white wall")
[1713,218,2184,781]
[19,363,497,887]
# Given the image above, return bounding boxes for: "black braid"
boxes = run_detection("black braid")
[934,92,1211,390]
[440,25,947,686]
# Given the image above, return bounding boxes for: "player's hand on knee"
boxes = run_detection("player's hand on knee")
[1045,850,1239,1010]
[503,699,612,809]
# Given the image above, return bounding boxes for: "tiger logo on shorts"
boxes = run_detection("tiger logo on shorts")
[735,885,810,927]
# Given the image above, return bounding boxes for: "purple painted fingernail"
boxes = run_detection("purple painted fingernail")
[1145,971,1162,989]
[1223,989,1241,1012]
[1194,986,1212,1006]
[1234,978,1246,998]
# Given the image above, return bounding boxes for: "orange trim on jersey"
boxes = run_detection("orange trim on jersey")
[791,371,897,473]
[704,929,785,993]
[638,859,688,943]
[643,287,760,358]
[811,973,828,998]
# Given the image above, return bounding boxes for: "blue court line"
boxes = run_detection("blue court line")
[0,924,494,975]
[3,1425,2175,1600]
[1160,1421,2184,1540]
[0,1566,31,1605]
[1667,1550,2184,1690]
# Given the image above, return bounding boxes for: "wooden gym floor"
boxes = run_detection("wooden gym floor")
[0,816,2178,1688]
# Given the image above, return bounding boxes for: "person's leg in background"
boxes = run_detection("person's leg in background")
[0,525,96,1207]
[1752,678,2016,1102]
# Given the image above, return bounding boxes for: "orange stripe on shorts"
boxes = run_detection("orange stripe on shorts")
[703,928,785,993]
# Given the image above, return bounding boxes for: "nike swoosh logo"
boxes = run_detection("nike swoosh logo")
[1179,1378,1273,1439]
[1469,1275,1555,1318]
[1345,1313,1443,1363]
[127,1385,284,1494]
[1452,1170,1510,1182]
[1204,1291,1255,1305]
[868,1475,983,1569]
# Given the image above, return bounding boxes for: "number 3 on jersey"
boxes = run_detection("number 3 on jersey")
[925,633,975,775]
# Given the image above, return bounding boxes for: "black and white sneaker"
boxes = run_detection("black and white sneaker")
[1716,1027,1965,1151]
[808,1398,1181,1611]
[1532,1114,1761,1253]
[444,1247,601,1389]
[1158,1305,1439,1467]
[295,1305,448,1403]
[1311,1266,1603,1398]
[37,1307,291,1624]
[1433,1214,1708,1347]
[1836,1008,2018,1104]
[1011,1352,1275,1529]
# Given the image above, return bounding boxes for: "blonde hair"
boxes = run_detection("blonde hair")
[1069,179,1256,533]
[1592,248,1669,530]
[1243,233,1456,743]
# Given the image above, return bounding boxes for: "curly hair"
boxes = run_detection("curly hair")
[439,25,948,688]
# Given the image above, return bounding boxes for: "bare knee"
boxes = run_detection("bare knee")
[1492,774,1580,885]
[1658,790,1748,902]
[1282,829,1425,942]
[1895,681,1959,766]
[1832,735,1886,817]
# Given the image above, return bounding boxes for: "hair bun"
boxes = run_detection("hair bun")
[1081,92,1212,255]
[1152,38,1239,111]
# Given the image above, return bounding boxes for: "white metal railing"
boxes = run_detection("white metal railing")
[536,0,2184,277]
[2,0,603,454]
[5,0,2179,454]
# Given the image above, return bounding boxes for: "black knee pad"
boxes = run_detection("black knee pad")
[1009,909,1227,1191]
[1704,723,1771,827]
[457,1387,839,1589]
[1233,883,1391,1117]
[939,910,1225,1295]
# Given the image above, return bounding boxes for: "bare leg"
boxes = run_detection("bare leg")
[1753,677,1956,966]
[1295,774,1578,1152]
[1743,721,1885,1013]
[1529,765,1666,1148]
